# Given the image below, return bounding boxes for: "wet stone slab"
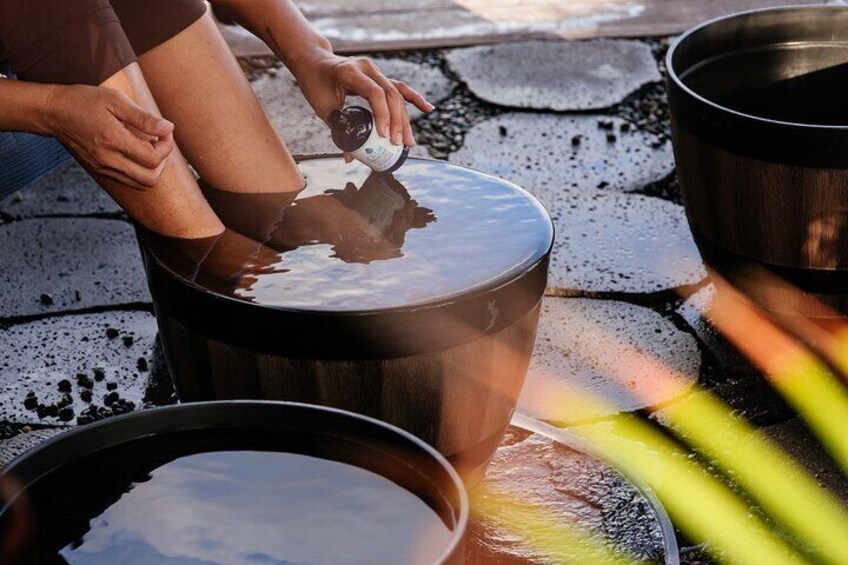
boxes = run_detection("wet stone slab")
[450,113,674,197]
[676,285,751,373]
[252,58,452,156]
[0,311,163,426]
[0,218,150,319]
[519,297,700,425]
[446,39,661,111]
[0,161,120,220]
[547,190,705,294]
[299,3,648,52]
[0,427,67,470]
[468,426,666,563]
[675,285,796,426]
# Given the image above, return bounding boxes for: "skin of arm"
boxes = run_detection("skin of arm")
[209,0,433,147]
[0,79,54,135]
[0,78,175,190]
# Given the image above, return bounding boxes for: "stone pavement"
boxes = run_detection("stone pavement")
[0,38,843,564]
[222,0,838,54]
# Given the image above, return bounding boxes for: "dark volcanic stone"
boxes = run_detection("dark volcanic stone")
[136,357,148,372]
[39,293,53,306]
[57,379,71,393]
[122,335,134,347]
[76,374,94,389]
[58,406,74,422]
[105,327,120,339]
[0,218,151,318]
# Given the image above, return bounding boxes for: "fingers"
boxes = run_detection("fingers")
[99,168,155,192]
[107,152,170,190]
[90,122,174,190]
[343,57,430,147]
[362,64,409,146]
[391,81,423,146]
[344,67,392,140]
[106,89,174,138]
[116,128,175,169]
[393,80,434,114]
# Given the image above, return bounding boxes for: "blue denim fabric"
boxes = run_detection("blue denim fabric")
[0,70,72,198]
[0,132,71,198]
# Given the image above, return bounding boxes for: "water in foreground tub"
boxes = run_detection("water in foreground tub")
[29,448,454,564]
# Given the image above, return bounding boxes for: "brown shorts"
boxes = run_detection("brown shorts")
[0,0,207,86]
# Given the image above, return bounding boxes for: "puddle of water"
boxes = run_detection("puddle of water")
[468,421,673,564]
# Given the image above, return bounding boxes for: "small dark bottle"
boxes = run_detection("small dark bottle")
[329,106,409,173]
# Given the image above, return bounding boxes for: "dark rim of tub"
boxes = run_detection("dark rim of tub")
[138,157,554,359]
[667,5,848,169]
[0,401,469,565]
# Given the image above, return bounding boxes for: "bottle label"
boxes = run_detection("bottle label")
[352,127,406,172]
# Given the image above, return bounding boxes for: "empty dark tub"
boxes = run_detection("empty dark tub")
[138,157,554,480]
[668,5,848,315]
[0,401,468,564]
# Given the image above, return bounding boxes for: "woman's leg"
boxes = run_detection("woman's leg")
[97,63,224,238]
[134,9,305,195]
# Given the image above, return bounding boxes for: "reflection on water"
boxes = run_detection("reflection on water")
[148,158,553,311]
[266,172,436,265]
[59,451,452,565]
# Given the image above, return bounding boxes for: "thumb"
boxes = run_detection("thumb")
[110,92,174,137]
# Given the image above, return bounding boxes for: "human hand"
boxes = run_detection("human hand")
[290,49,434,148]
[44,84,175,190]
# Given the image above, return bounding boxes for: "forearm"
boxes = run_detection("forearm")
[0,78,56,135]
[210,0,332,75]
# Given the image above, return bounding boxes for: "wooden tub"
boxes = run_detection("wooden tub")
[668,5,848,315]
[139,158,554,480]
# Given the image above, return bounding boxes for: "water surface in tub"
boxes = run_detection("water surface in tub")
[148,158,553,311]
[34,449,453,565]
[681,44,848,126]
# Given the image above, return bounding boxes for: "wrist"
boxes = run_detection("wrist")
[0,80,62,136]
[287,39,334,79]
[34,84,61,136]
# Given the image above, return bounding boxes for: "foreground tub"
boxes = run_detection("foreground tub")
[0,401,468,564]
[139,158,554,480]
